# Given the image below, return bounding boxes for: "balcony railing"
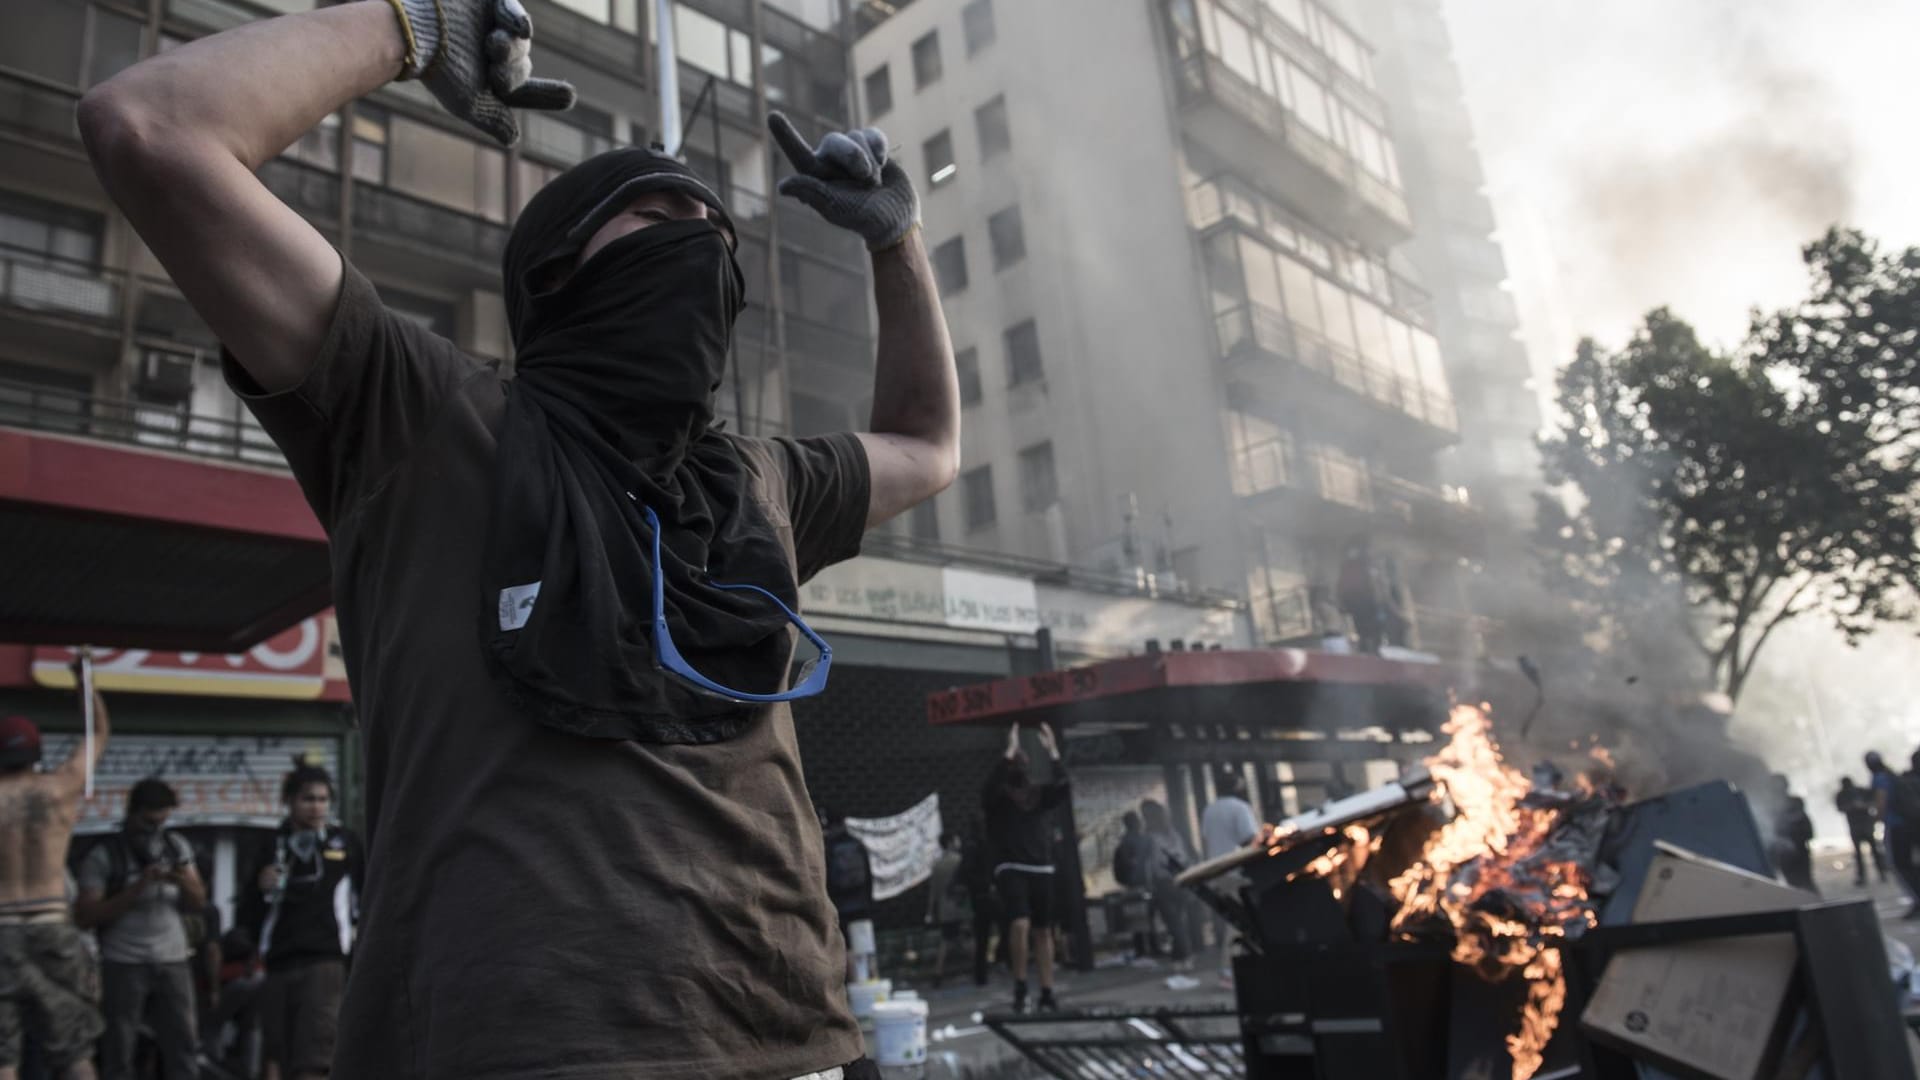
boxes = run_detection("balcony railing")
[1216,304,1457,434]
[0,377,287,469]
[1175,54,1410,234]
[0,243,125,329]
[257,157,511,270]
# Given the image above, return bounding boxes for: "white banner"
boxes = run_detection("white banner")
[844,793,943,902]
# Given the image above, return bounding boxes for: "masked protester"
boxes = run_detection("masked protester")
[982,723,1071,1014]
[0,656,110,1080]
[80,2,957,1076]
[76,778,208,1080]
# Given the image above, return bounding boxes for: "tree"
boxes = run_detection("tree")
[1538,232,1920,702]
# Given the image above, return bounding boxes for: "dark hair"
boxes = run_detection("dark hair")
[127,777,178,814]
[281,764,334,805]
[1217,768,1247,798]
[1122,810,1142,831]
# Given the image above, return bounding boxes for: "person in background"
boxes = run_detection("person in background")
[1869,751,1920,915]
[924,832,966,987]
[1112,811,1154,957]
[1201,769,1260,979]
[0,654,111,1080]
[956,817,999,987]
[1139,800,1197,969]
[1336,537,1385,654]
[1835,776,1887,887]
[1770,787,1817,894]
[75,779,206,1080]
[238,764,361,1080]
[820,807,874,981]
[982,722,1069,1014]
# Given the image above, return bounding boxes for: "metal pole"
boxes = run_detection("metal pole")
[655,0,681,153]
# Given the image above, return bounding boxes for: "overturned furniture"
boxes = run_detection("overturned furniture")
[1174,715,1916,1080]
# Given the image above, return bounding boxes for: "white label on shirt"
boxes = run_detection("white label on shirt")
[498,581,542,631]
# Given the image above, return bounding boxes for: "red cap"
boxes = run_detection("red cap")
[0,715,42,765]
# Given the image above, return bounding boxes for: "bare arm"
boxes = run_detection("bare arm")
[173,861,209,912]
[53,656,110,795]
[856,229,960,527]
[75,876,152,930]
[78,3,406,392]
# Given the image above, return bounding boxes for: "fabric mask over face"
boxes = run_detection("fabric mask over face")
[482,148,798,744]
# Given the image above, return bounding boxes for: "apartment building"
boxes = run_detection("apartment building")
[853,0,1496,653]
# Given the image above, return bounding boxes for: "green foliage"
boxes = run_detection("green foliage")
[1537,229,1920,701]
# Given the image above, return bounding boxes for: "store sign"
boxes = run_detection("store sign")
[39,733,342,832]
[803,556,1248,655]
[30,616,343,700]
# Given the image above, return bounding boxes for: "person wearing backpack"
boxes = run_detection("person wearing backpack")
[817,807,873,980]
[74,778,206,1080]
[1869,751,1920,916]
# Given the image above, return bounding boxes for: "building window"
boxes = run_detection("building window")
[910,498,940,542]
[956,346,982,406]
[1019,441,1058,512]
[963,465,996,530]
[974,95,1011,161]
[1004,319,1043,386]
[350,106,390,185]
[0,191,102,268]
[864,64,893,119]
[962,0,996,55]
[931,236,968,296]
[671,3,759,86]
[923,129,957,187]
[386,116,509,223]
[522,105,614,167]
[911,30,942,89]
[988,204,1026,270]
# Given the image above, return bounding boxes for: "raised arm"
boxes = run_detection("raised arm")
[859,230,960,526]
[53,652,110,795]
[78,4,403,392]
[767,113,959,525]
[78,0,573,393]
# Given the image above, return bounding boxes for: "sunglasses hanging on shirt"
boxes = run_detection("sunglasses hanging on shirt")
[637,502,833,703]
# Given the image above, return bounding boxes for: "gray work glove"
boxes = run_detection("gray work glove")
[389,0,576,147]
[769,112,920,251]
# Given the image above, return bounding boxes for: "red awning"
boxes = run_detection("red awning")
[0,428,330,651]
[927,647,1462,732]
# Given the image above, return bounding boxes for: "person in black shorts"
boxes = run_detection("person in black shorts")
[981,723,1069,1014]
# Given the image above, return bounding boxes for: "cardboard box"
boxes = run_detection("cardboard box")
[1581,841,1806,1080]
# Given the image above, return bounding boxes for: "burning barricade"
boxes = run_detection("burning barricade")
[1177,704,1914,1080]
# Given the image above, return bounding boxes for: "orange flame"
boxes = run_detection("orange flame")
[1389,703,1593,1080]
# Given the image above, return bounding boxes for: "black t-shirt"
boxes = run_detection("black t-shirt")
[226,261,870,1079]
[236,822,363,971]
[982,765,1070,872]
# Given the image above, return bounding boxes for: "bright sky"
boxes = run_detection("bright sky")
[1441,0,1920,386]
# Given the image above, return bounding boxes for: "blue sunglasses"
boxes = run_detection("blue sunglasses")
[639,503,832,703]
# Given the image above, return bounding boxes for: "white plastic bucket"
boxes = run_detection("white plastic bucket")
[846,919,876,954]
[871,998,928,1068]
[847,978,891,1028]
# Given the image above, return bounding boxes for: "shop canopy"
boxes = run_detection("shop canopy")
[926,647,1465,740]
[0,428,329,652]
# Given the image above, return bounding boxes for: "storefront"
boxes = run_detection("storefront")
[0,613,354,930]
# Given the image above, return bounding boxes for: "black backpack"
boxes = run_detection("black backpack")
[1113,833,1149,889]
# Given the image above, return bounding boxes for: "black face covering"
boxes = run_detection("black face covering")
[481,149,797,744]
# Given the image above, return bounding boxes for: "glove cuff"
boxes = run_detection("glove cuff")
[869,220,920,254]
[388,0,445,79]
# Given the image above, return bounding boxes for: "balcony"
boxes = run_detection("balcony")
[1189,174,1433,330]
[256,158,509,286]
[0,243,126,368]
[1173,53,1411,247]
[1231,435,1480,554]
[0,376,285,470]
[1216,303,1457,445]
